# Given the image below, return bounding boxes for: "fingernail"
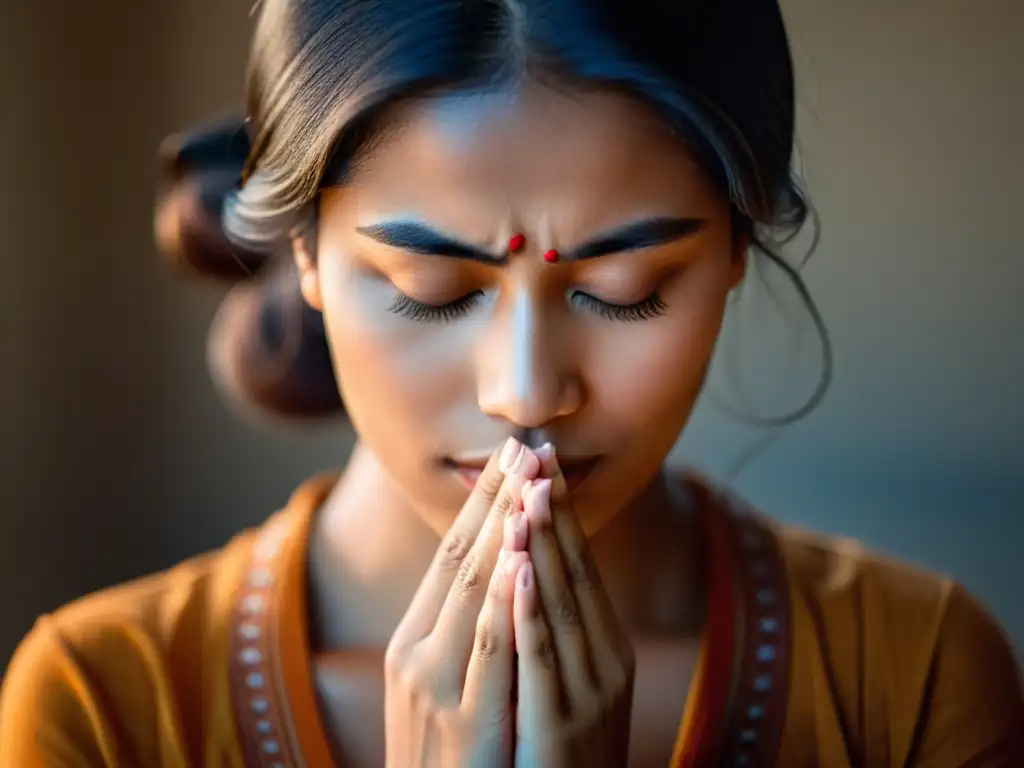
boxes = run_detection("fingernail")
[535,442,555,462]
[525,478,552,525]
[518,561,533,590]
[504,511,528,551]
[499,437,523,474]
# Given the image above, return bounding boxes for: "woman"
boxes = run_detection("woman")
[2,0,1021,765]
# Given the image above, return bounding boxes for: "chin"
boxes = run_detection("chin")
[571,490,626,538]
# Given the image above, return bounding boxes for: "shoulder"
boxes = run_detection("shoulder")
[776,522,954,629]
[0,528,259,766]
[0,472,339,767]
[773,522,1024,765]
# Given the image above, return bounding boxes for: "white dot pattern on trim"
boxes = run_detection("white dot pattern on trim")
[229,520,302,767]
[229,487,790,767]
[719,495,791,768]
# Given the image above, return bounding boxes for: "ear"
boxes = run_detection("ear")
[729,231,750,290]
[291,229,323,310]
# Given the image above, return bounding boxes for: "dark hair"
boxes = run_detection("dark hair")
[155,0,827,423]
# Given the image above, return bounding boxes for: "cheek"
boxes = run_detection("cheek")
[586,271,730,432]
[316,258,473,427]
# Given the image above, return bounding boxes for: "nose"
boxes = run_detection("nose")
[476,287,583,428]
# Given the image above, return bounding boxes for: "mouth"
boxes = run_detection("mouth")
[444,454,601,493]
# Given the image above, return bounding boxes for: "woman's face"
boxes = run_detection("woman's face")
[297,81,745,535]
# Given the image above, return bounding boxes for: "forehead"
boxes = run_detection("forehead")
[344,80,722,225]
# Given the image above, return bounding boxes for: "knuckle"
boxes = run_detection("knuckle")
[474,621,501,662]
[571,550,602,590]
[608,648,637,692]
[437,531,472,576]
[383,638,413,680]
[454,556,484,597]
[565,557,593,590]
[433,706,464,737]
[478,468,505,499]
[555,591,582,629]
[532,632,558,670]
[400,644,459,707]
[393,646,431,693]
[491,488,514,518]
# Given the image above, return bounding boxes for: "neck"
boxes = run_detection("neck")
[307,443,706,652]
[587,471,706,636]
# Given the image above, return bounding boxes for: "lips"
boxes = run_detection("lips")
[446,455,600,493]
[450,465,484,490]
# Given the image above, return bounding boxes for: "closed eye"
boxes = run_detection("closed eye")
[387,290,484,322]
[571,291,667,321]
[387,288,667,324]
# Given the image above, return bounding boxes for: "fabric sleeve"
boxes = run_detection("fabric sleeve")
[909,584,1024,767]
[0,617,119,767]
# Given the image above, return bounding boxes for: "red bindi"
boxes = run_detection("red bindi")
[508,233,526,253]
[543,249,560,264]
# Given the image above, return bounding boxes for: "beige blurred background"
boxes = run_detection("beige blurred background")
[1,0,1021,672]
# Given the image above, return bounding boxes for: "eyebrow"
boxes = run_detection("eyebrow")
[355,216,707,264]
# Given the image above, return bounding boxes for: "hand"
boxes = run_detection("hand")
[384,437,541,768]
[502,446,636,767]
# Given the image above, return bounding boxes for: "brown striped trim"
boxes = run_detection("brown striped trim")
[673,480,744,768]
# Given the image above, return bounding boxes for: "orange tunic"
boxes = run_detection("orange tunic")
[2,474,1022,767]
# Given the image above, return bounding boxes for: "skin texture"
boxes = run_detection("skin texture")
[376,438,638,768]
[296,81,745,536]
[294,79,748,766]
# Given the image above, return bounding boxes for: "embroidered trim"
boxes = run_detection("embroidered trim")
[228,519,301,768]
[228,488,791,768]
[716,495,792,767]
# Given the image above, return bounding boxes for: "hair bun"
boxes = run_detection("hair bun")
[154,116,267,281]
[155,115,344,421]
[158,114,251,182]
[207,261,344,421]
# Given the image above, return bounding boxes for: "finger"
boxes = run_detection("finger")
[461,550,529,731]
[535,444,626,678]
[429,471,529,676]
[394,438,526,646]
[522,479,593,707]
[498,439,542,478]
[503,509,529,553]
[513,561,563,735]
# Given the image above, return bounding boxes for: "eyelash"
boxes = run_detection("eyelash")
[571,291,668,322]
[387,290,667,324]
[388,291,484,323]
